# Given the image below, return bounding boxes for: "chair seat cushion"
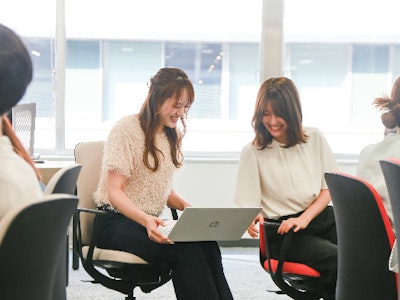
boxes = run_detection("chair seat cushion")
[263,259,320,277]
[82,246,149,264]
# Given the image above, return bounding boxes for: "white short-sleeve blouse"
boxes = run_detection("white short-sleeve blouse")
[234,127,338,219]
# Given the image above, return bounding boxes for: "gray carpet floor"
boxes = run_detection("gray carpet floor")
[66,247,292,300]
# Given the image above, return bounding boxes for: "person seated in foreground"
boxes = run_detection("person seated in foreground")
[0,23,42,220]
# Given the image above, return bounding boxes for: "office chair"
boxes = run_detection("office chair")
[74,141,177,300]
[44,163,82,286]
[325,172,397,300]
[10,102,36,158]
[380,158,400,292]
[44,163,82,195]
[0,194,78,300]
[259,220,323,300]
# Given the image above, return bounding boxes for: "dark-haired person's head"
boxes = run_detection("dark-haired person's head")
[0,23,32,116]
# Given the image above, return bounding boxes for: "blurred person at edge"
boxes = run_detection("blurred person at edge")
[356,76,400,273]
[0,23,42,220]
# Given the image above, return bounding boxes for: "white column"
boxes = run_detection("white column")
[260,0,284,81]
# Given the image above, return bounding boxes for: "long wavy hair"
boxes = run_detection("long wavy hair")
[252,77,307,149]
[374,76,400,130]
[139,68,195,172]
[2,115,42,181]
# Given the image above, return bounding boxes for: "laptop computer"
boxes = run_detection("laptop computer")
[159,207,262,242]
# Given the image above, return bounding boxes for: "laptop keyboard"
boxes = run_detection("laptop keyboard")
[158,220,177,236]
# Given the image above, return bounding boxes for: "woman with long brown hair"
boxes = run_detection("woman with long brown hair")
[93,67,233,300]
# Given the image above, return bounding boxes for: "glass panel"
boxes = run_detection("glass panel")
[165,42,224,119]
[284,0,400,155]
[65,0,262,153]
[288,44,349,129]
[102,41,162,120]
[0,0,56,152]
[65,40,102,148]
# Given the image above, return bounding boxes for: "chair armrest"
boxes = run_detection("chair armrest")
[74,208,136,292]
[170,208,178,220]
[74,208,105,259]
[77,207,106,215]
[262,221,296,275]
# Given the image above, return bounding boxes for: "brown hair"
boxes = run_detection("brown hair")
[252,77,307,149]
[2,116,42,181]
[139,68,195,171]
[374,76,400,129]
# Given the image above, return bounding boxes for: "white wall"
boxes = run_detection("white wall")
[172,158,357,208]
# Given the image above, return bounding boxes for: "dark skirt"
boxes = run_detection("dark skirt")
[94,211,233,300]
[266,206,338,296]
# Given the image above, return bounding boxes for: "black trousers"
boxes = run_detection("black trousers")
[94,211,233,300]
[266,206,337,296]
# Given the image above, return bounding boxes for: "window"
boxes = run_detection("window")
[3,0,400,157]
[62,0,262,155]
[285,0,400,155]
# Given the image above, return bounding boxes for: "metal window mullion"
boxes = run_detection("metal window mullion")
[55,0,66,153]
[260,0,284,81]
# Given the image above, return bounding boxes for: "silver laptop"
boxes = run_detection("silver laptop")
[159,207,261,242]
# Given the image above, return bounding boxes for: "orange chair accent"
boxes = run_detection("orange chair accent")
[259,220,323,300]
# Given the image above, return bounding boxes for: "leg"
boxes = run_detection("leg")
[268,207,337,297]
[94,212,233,300]
[286,233,337,296]
[171,242,233,300]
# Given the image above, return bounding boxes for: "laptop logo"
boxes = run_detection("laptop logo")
[209,221,220,228]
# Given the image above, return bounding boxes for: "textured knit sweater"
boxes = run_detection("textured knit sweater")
[94,114,177,216]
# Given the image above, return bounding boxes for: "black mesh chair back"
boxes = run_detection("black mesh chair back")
[0,195,78,300]
[325,172,397,300]
[10,102,36,157]
[44,163,82,195]
[44,163,82,286]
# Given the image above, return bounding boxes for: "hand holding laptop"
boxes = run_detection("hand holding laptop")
[157,207,261,242]
[159,219,177,244]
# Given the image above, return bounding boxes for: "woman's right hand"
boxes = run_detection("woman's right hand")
[247,213,263,238]
[144,215,173,244]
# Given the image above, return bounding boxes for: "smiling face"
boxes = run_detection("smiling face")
[159,89,191,129]
[262,101,288,144]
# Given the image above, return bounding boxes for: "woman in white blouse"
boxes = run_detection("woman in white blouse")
[234,77,338,299]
